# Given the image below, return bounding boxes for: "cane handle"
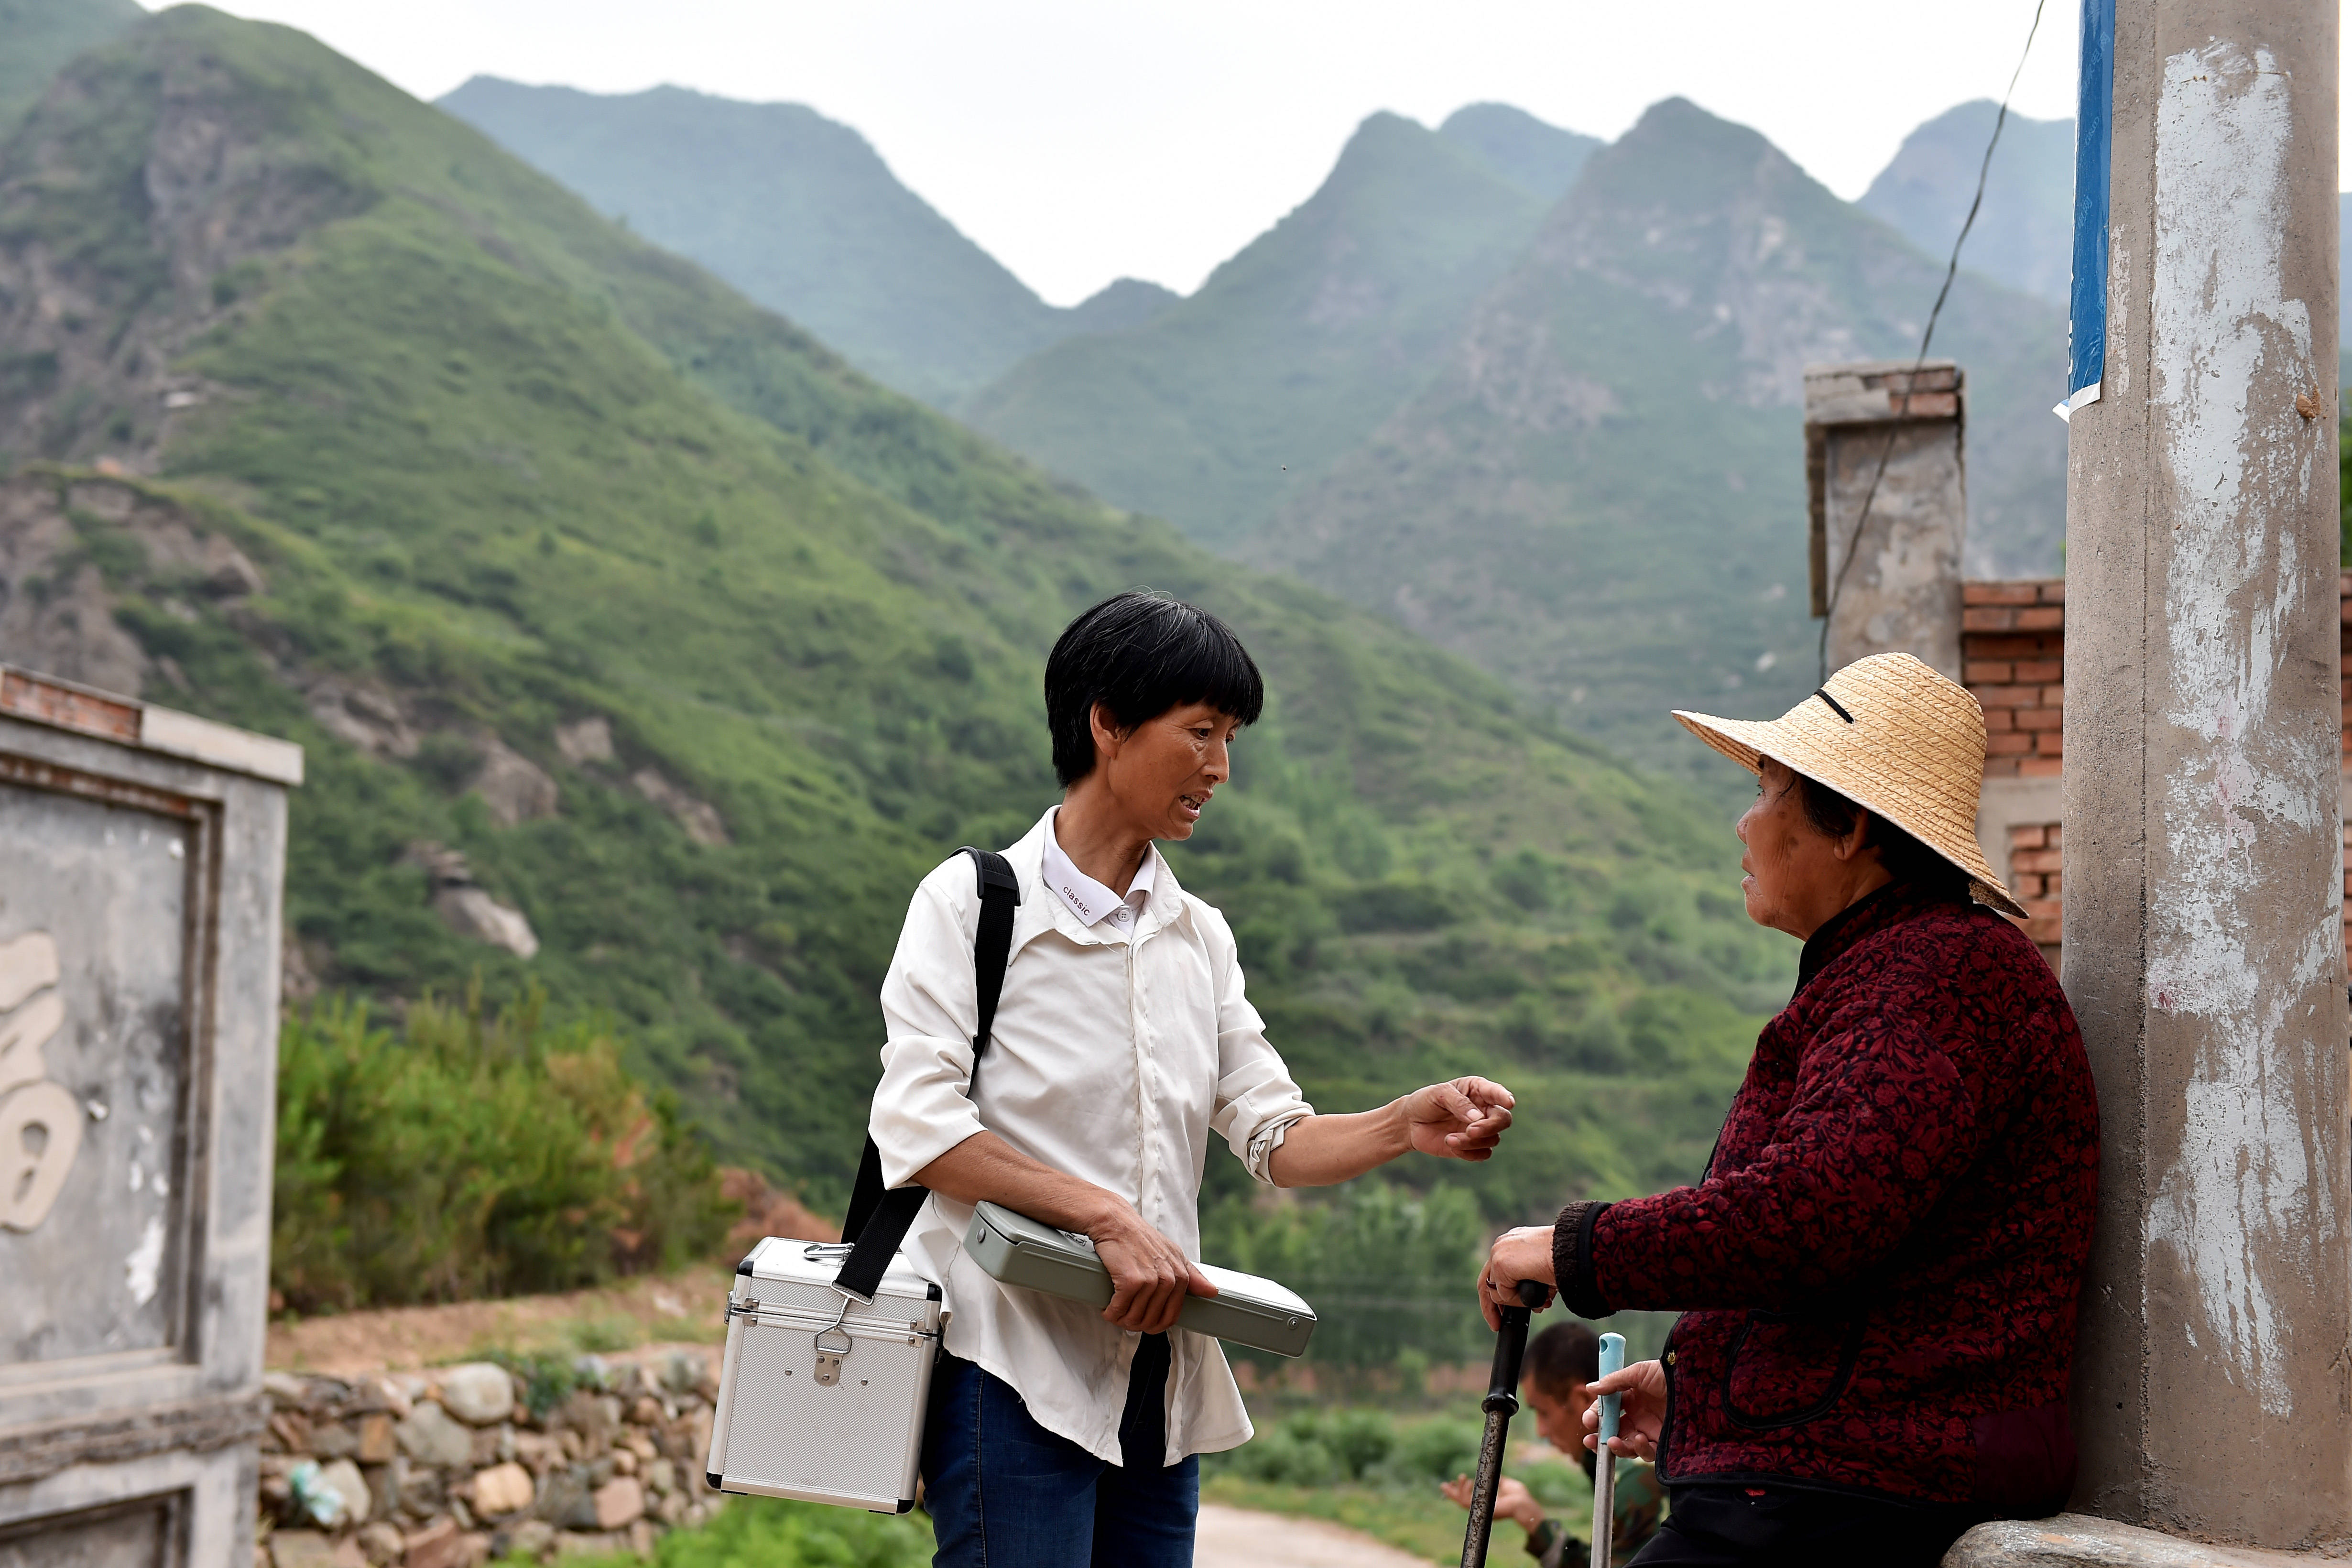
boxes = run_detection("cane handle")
[1596,1332,1625,1446]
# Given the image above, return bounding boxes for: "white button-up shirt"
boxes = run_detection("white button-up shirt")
[869,807,1314,1465]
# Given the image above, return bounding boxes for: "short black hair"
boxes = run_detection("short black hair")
[1524,1319,1599,1400]
[1044,592,1265,786]
[1792,772,1967,893]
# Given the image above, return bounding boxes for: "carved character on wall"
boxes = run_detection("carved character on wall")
[0,931,80,1231]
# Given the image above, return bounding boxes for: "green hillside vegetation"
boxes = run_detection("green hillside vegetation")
[0,9,1793,1253]
[0,0,140,134]
[439,78,1173,407]
[1255,99,2069,789]
[966,111,1564,553]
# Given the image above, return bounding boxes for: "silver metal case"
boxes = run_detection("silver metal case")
[705,1235,944,1513]
[966,1201,1318,1358]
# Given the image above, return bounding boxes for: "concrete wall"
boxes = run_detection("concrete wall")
[2062,0,2349,1544]
[0,667,298,1568]
[1806,360,1968,680]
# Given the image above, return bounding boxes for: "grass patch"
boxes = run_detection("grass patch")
[499,1496,932,1567]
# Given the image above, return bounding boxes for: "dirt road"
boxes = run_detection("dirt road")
[1193,1503,1437,1568]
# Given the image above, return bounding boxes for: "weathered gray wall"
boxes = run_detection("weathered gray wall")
[2063,0,2347,1546]
[1807,360,1967,680]
[0,681,296,1568]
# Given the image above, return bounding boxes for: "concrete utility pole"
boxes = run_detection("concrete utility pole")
[1806,360,1967,681]
[2063,0,2347,1549]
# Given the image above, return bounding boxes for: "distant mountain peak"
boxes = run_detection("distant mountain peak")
[1437,102,1601,203]
[1860,99,2076,305]
[1064,277,1178,335]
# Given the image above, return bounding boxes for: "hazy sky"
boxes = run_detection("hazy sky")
[184,0,2093,305]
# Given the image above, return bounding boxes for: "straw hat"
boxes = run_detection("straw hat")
[1672,651,2023,918]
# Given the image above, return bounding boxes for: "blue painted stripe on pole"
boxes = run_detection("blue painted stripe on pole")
[2064,0,2115,419]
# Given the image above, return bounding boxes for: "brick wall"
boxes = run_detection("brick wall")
[1960,575,2352,970]
[1961,581,2065,779]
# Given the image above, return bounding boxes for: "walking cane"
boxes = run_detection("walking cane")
[1460,1280,1549,1568]
[1590,1331,1626,1568]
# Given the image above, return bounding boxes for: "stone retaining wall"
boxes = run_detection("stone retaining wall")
[254,1348,726,1567]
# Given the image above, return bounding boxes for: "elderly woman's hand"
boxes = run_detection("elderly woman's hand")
[1478,1224,1556,1330]
[1403,1077,1515,1161]
[1581,1360,1667,1461]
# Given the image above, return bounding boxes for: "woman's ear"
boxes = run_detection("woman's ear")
[1831,812,1876,865]
[1088,701,1127,760]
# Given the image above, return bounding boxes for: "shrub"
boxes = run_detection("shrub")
[1201,1178,1490,1377]
[272,985,737,1311]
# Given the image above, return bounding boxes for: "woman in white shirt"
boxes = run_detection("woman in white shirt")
[870,591,1518,1568]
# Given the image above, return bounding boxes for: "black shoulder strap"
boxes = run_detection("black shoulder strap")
[835,848,1019,1302]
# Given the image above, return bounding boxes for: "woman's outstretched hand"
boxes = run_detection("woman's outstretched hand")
[1581,1360,1667,1462]
[1403,1076,1515,1161]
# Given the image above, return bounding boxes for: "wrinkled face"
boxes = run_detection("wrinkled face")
[1522,1377,1589,1452]
[1735,756,1845,938]
[1097,700,1240,842]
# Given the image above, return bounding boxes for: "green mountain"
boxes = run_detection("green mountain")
[0,0,140,132]
[1254,98,2069,787]
[0,8,1792,1223]
[965,110,1563,553]
[1438,103,1601,203]
[437,78,1175,408]
[1859,100,2077,308]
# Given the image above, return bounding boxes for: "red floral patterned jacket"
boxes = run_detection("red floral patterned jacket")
[1555,881,2098,1511]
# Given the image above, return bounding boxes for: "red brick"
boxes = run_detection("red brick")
[2038,581,2067,604]
[2023,915,2062,945]
[2016,707,2063,731]
[2014,848,2064,874]
[2020,898,2063,921]
[2017,607,2065,632]
[1975,685,2039,708]
[2045,871,2063,896]
[2046,825,2061,848]
[2019,757,2064,777]
[1964,582,2041,606]
[1984,708,2015,731]
[1983,758,2021,777]
[1965,660,2015,684]
[2036,731,2063,757]
[1987,732,2035,755]
[2009,824,2047,848]
[1965,633,2062,659]
[2012,872,2045,897]
[2014,660,2063,684]
[1963,607,2022,632]
[2039,686,2065,706]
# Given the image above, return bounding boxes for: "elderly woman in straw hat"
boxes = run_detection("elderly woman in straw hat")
[1479,653,2100,1567]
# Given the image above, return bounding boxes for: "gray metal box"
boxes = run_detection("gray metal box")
[966,1201,1317,1358]
[706,1236,943,1514]
[0,664,300,1567]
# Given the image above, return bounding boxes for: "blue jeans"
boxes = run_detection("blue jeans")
[922,1334,1198,1568]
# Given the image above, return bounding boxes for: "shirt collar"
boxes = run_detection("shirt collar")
[1042,807,1157,930]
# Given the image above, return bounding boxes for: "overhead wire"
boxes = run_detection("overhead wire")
[1817,0,2052,682]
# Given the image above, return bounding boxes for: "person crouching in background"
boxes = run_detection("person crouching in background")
[1442,1320,1663,1568]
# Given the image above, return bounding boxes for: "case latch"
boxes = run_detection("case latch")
[813,1325,852,1386]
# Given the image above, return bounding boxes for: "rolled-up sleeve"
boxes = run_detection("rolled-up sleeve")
[870,873,987,1187]
[1200,908,1312,1182]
